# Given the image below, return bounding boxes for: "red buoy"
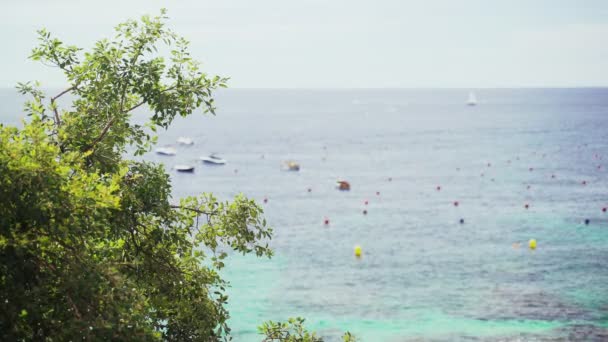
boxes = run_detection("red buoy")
[324,218,329,225]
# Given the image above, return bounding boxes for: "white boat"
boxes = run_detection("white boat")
[174,165,195,173]
[467,91,477,106]
[155,147,177,156]
[177,137,194,145]
[200,154,227,165]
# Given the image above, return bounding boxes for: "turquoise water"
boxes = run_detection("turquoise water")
[2,88,608,340]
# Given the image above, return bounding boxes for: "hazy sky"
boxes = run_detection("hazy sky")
[1,0,607,88]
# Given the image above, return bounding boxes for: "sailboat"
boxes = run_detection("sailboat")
[467,91,477,106]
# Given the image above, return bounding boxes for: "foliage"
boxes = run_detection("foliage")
[259,318,357,342]
[0,9,273,341]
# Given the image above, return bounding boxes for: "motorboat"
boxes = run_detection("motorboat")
[155,147,177,156]
[283,161,300,171]
[174,165,195,173]
[177,137,194,145]
[336,180,351,191]
[200,154,227,165]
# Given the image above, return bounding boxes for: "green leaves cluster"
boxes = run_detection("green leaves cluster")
[1,10,269,341]
[259,318,357,342]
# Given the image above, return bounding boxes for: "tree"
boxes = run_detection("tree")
[0,10,355,341]
[1,9,272,341]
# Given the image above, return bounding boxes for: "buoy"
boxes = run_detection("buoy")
[582,181,587,185]
[263,198,268,204]
[307,188,312,193]
[487,163,491,167]
[459,218,464,224]
[354,245,362,258]
[524,204,530,209]
[529,167,534,172]
[480,173,484,177]
[324,218,329,225]
[363,209,368,215]
[551,174,556,179]
[584,219,590,225]
[364,200,369,205]
[436,186,441,191]
[388,177,392,182]
[453,201,459,207]
[376,191,380,196]
[512,242,520,249]
[527,185,531,190]
[602,207,607,213]
[529,239,537,250]
[234,169,239,174]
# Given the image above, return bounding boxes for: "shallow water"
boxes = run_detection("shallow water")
[3,88,608,340]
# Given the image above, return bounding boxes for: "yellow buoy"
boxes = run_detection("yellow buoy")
[528,239,537,250]
[354,245,362,258]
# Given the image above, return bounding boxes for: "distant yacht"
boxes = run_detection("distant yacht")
[200,154,227,165]
[177,137,194,145]
[155,146,177,156]
[467,91,477,106]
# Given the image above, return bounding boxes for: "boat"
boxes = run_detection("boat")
[177,137,194,145]
[336,180,351,191]
[174,165,195,173]
[155,147,177,156]
[200,154,227,165]
[283,161,300,171]
[467,91,477,106]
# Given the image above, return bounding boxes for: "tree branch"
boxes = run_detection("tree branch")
[49,86,75,125]
[170,205,216,216]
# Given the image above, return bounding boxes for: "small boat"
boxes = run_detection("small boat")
[174,165,195,173]
[155,147,177,156]
[467,91,477,106]
[177,137,194,145]
[283,161,300,171]
[200,154,227,165]
[336,180,351,191]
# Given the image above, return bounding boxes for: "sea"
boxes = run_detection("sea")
[2,88,608,341]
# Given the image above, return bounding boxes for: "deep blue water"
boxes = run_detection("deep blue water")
[2,88,608,340]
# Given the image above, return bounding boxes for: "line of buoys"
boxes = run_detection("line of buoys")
[354,245,362,258]
[529,239,537,249]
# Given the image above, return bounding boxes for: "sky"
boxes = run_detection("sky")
[1,0,607,88]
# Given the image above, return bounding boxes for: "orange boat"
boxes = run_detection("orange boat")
[337,181,350,191]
